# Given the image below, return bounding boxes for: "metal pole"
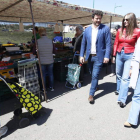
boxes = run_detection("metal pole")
[114,3,116,13]
[114,4,122,14]
[61,20,64,47]
[93,0,95,8]
[110,16,112,29]
[28,0,47,102]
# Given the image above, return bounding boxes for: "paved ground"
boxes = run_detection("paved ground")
[0,66,139,140]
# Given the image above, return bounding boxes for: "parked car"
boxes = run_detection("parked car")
[9,29,13,32]
[14,29,19,32]
[1,29,9,32]
[24,28,32,32]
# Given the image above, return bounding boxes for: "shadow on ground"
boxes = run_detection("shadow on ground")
[93,80,134,103]
[0,98,21,116]
[126,88,134,105]
[0,65,113,116]
[1,107,52,139]
[94,82,116,100]
[47,65,113,100]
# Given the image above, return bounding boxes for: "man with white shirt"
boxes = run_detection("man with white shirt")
[80,10,111,104]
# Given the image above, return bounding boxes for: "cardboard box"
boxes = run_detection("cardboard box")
[10,55,22,60]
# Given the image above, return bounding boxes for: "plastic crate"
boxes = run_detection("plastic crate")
[18,60,40,95]
[0,61,17,70]
[54,74,67,82]
[18,61,38,82]
[53,60,69,82]
[11,58,26,63]
[19,77,40,95]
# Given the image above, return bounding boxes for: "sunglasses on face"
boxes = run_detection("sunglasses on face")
[123,19,128,21]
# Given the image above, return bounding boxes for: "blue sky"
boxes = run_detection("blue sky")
[57,0,140,18]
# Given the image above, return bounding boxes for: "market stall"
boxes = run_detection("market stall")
[0,0,124,102]
[0,43,39,101]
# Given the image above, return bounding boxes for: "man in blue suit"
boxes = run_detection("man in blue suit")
[80,10,111,104]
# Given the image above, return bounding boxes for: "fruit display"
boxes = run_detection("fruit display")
[53,43,64,48]
[0,61,14,67]
[53,51,73,62]
[2,44,16,47]
[0,61,17,70]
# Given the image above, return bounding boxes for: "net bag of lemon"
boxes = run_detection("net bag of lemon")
[0,74,42,128]
[9,83,42,115]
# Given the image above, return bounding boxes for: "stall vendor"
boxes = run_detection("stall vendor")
[31,27,40,55]
[72,25,84,83]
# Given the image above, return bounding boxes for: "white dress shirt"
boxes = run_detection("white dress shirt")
[91,24,99,54]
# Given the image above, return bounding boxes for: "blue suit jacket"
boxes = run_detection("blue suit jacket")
[80,24,111,63]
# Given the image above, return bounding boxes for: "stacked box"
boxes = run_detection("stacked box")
[18,60,40,95]
[0,60,18,70]
[20,77,40,94]
[54,60,69,82]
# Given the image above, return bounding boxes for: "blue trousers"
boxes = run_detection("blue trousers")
[88,55,103,96]
[116,50,133,104]
[41,63,54,90]
[127,70,140,125]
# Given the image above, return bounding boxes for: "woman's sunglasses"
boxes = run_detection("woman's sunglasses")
[123,19,128,21]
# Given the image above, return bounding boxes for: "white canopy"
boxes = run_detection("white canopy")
[0,0,123,24]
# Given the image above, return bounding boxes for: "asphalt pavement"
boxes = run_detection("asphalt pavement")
[0,66,139,140]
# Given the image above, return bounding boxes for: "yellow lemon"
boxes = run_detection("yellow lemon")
[26,94,30,98]
[20,98,23,103]
[22,95,26,99]
[31,94,34,97]
[35,96,38,100]
[35,105,38,109]
[36,101,39,104]
[23,91,28,95]
[30,98,34,101]
[21,88,25,92]
[27,103,32,107]
[32,111,37,115]
[14,90,17,93]
[30,107,34,111]
[25,98,29,103]
[25,107,28,110]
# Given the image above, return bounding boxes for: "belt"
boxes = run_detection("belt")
[90,54,96,56]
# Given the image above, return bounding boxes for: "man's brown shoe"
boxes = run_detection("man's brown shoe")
[88,95,94,104]
[96,87,99,91]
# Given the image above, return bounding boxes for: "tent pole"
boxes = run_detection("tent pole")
[61,20,64,46]
[28,0,47,102]
[110,16,112,29]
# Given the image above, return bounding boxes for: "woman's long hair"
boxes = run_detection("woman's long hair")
[120,13,138,37]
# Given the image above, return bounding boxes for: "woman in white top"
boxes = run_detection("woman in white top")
[124,37,140,127]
